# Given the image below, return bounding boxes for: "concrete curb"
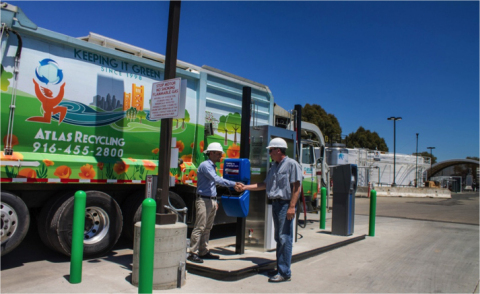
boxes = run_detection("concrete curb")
[355,186,451,198]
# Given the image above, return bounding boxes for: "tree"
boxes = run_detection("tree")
[126,107,137,121]
[345,127,388,151]
[1,65,13,91]
[217,114,236,145]
[181,109,190,129]
[301,104,341,143]
[217,115,229,145]
[136,110,146,123]
[225,112,241,144]
[413,151,437,164]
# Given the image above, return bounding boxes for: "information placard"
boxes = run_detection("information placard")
[150,78,186,120]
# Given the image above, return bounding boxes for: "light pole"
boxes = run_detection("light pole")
[415,133,419,187]
[427,146,435,180]
[388,117,402,187]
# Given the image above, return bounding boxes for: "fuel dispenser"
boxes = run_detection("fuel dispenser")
[331,164,358,236]
[221,158,251,218]
[246,125,297,251]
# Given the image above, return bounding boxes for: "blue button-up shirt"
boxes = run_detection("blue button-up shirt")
[264,156,303,200]
[196,159,236,197]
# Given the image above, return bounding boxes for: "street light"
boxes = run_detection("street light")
[415,133,419,187]
[388,117,402,187]
[427,146,435,180]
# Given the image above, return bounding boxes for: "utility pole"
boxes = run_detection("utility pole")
[415,133,419,187]
[387,117,402,187]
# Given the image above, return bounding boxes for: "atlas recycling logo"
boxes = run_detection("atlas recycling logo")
[35,58,64,85]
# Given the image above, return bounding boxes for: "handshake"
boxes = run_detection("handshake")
[234,182,246,192]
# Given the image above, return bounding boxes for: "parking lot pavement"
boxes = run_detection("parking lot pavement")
[1,193,479,293]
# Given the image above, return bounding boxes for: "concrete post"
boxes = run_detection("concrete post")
[132,222,187,290]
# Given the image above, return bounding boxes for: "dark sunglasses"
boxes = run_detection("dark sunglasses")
[268,148,277,154]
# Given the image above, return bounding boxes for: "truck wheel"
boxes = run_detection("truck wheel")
[1,191,30,256]
[37,191,123,257]
[122,191,187,241]
[168,192,187,222]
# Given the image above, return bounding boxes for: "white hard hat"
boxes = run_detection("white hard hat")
[204,142,224,154]
[266,137,288,149]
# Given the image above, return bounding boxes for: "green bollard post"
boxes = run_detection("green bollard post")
[70,190,87,284]
[138,198,156,294]
[369,190,377,237]
[320,187,327,229]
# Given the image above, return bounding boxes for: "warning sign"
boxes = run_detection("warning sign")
[149,77,186,120]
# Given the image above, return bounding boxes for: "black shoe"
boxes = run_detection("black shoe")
[268,274,291,283]
[187,254,204,263]
[199,252,220,259]
[267,270,278,277]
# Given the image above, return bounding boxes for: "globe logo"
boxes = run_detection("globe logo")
[35,58,63,85]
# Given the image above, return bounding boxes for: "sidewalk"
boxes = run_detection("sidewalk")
[1,211,478,293]
[186,212,364,280]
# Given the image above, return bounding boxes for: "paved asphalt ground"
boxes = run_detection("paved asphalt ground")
[1,192,478,293]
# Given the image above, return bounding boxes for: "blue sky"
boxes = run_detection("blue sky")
[9,1,479,162]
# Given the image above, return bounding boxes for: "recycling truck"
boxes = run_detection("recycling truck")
[0,2,328,258]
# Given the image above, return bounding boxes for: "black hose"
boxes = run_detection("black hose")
[297,187,307,228]
[2,27,23,59]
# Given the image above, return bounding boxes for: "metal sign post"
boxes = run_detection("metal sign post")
[156,0,181,225]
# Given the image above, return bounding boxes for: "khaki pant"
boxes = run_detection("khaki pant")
[188,197,217,256]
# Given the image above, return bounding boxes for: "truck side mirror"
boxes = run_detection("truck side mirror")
[316,158,322,169]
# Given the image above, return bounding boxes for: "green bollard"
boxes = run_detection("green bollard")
[320,187,327,229]
[369,190,377,237]
[70,190,87,284]
[138,198,156,294]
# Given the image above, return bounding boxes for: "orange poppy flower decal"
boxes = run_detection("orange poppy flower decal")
[3,134,19,147]
[142,160,156,171]
[188,170,197,180]
[79,164,96,179]
[113,161,129,175]
[128,157,137,162]
[176,140,185,153]
[97,162,104,170]
[226,143,240,158]
[54,166,72,179]
[199,141,204,153]
[181,154,192,163]
[43,159,54,166]
[181,173,188,183]
[152,148,159,154]
[18,168,36,178]
[0,151,23,161]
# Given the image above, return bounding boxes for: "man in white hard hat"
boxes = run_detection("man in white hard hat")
[236,137,302,282]
[187,142,241,263]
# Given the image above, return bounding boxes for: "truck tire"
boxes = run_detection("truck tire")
[37,190,122,257]
[1,191,30,256]
[122,191,187,241]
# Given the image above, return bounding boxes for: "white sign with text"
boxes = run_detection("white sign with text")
[150,77,186,120]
